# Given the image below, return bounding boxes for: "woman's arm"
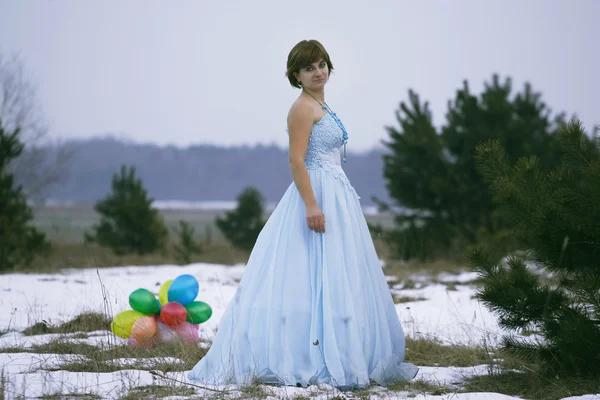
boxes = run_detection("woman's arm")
[287,102,325,233]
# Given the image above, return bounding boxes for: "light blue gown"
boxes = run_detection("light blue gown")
[188,112,418,389]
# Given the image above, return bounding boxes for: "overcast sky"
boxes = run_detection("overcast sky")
[0,0,598,152]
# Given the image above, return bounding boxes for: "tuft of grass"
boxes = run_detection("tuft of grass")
[1,368,5,400]
[399,279,417,290]
[462,370,600,400]
[387,379,449,396]
[119,384,197,399]
[39,393,101,399]
[393,295,427,304]
[22,312,110,336]
[0,346,26,353]
[238,380,272,399]
[404,337,492,367]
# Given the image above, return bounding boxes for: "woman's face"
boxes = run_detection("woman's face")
[296,59,329,91]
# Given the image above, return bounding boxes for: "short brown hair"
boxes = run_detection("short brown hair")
[286,40,334,89]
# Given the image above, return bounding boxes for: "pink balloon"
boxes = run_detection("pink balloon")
[175,321,200,344]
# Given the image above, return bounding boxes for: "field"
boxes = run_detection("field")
[32,205,397,243]
[1,206,599,399]
[25,205,397,273]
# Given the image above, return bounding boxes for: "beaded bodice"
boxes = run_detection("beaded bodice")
[302,113,359,198]
[304,113,344,167]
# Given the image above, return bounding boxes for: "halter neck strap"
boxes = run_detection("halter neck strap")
[302,89,349,163]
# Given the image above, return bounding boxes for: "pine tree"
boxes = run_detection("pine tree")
[379,90,459,260]
[85,165,168,255]
[216,186,265,252]
[0,121,49,271]
[173,220,202,265]
[381,75,565,259]
[470,121,600,376]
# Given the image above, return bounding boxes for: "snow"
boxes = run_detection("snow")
[394,283,503,346]
[415,365,490,387]
[0,263,594,399]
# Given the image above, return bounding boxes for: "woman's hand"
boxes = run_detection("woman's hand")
[306,205,325,233]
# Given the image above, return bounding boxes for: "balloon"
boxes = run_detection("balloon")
[175,321,200,344]
[128,335,155,348]
[159,302,188,326]
[129,288,161,315]
[111,310,145,339]
[131,316,157,341]
[167,274,199,306]
[155,321,178,343]
[185,301,213,324]
[158,279,173,307]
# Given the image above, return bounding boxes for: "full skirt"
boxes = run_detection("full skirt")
[188,167,418,389]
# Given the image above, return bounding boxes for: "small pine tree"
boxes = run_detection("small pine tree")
[85,165,168,255]
[470,121,600,377]
[173,220,202,265]
[216,186,265,252]
[0,122,49,271]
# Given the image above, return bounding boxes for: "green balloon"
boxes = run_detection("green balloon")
[185,301,213,324]
[129,288,160,315]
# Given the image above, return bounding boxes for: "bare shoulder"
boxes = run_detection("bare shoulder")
[287,96,315,127]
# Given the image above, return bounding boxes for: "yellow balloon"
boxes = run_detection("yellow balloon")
[111,310,145,339]
[159,279,173,307]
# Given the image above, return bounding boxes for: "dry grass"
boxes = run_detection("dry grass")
[16,240,250,274]
[384,259,466,284]
[463,367,600,400]
[387,379,449,396]
[39,393,101,399]
[404,337,493,367]
[17,204,398,276]
[120,384,197,400]
[0,369,5,400]
[22,312,110,336]
[238,380,273,399]
[392,295,427,304]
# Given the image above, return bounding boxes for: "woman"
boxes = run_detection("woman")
[188,39,418,389]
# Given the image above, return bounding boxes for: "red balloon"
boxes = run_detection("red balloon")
[159,302,188,327]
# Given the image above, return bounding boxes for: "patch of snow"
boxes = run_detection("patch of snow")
[394,284,503,346]
[437,271,479,283]
[0,331,124,349]
[416,364,490,387]
[0,352,87,373]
